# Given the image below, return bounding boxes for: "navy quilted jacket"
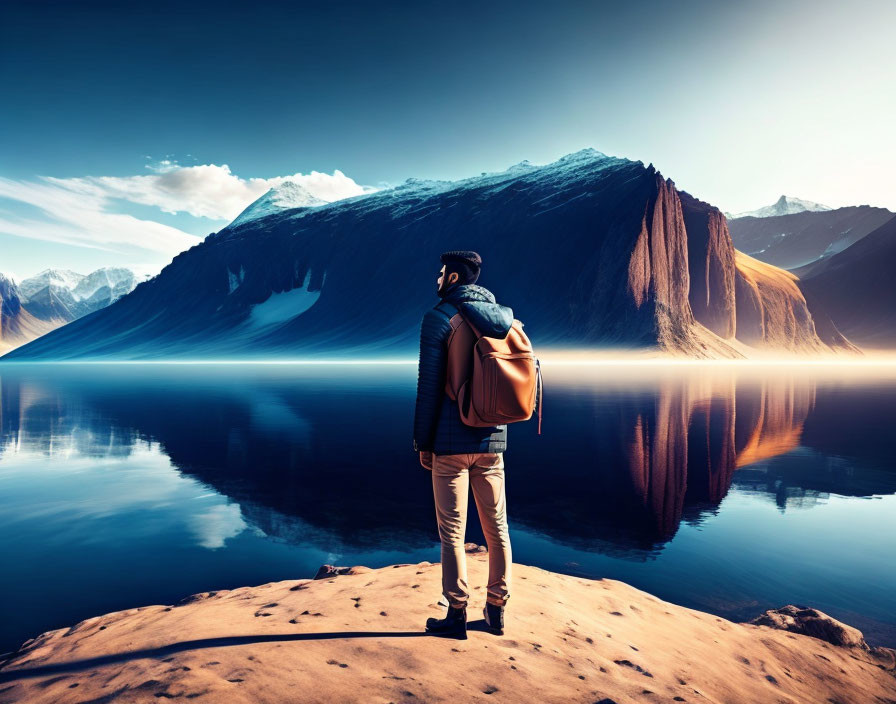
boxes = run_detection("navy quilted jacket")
[413,284,513,455]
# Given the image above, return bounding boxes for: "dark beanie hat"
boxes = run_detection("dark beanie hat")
[440,250,482,286]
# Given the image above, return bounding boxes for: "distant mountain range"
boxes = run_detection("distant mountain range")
[1,149,857,361]
[798,215,896,346]
[727,195,832,220]
[728,204,893,270]
[0,267,137,353]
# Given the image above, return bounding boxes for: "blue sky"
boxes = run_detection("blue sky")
[1,0,894,280]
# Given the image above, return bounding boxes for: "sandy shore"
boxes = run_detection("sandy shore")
[1,549,894,703]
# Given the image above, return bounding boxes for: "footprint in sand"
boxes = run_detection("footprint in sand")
[613,659,653,677]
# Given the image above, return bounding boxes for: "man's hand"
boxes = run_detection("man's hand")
[419,451,433,470]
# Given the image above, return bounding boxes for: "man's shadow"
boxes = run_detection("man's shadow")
[0,623,496,683]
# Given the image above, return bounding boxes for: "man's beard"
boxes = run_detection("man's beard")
[437,279,456,298]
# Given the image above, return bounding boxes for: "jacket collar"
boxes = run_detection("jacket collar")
[440,283,495,305]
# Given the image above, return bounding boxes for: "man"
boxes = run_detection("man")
[413,250,513,639]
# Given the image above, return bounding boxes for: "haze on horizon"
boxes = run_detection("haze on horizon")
[1,0,894,280]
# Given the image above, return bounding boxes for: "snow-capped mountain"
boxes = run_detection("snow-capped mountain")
[19,267,137,305]
[17,269,85,300]
[0,273,22,318]
[19,283,80,323]
[727,205,893,270]
[0,273,59,353]
[71,267,137,302]
[229,181,328,229]
[729,195,831,219]
[0,267,138,353]
[2,149,855,361]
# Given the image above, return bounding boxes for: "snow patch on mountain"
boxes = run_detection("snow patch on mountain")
[228,266,246,294]
[246,271,323,328]
[729,195,832,219]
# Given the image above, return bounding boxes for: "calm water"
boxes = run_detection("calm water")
[1,362,895,654]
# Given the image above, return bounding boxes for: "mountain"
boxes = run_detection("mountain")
[19,283,81,323]
[727,205,893,270]
[17,268,85,300]
[799,214,896,346]
[19,267,138,312]
[729,195,831,219]
[1,149,855,361]
[70,267,137,303]
[0,267,138,353]
[734,252,854,353]
[0,274,58,354]
[229,180,327,228]
[683,187,856,353]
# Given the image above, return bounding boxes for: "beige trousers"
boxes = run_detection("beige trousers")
[431,452,512,608]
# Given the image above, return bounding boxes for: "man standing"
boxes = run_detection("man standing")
[413,250,513,639]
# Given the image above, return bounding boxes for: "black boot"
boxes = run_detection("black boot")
[425,605,467,639]
[483,603,505,635]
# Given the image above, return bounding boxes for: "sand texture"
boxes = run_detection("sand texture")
[1,552,894,703]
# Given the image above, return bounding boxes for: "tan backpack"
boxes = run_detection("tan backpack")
[444,309,543,434]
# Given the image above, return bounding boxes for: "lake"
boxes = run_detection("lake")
[1,361,894,654]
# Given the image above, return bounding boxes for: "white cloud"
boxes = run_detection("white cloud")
[73,164,374,221]
[0,164,376,263]
[145,157,180,173]
[188,502,248,550]
[0,176,200,256]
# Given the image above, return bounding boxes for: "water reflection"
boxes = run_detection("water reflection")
[2,363,896,650]
[504,369,824,552]
[2,365,894,556]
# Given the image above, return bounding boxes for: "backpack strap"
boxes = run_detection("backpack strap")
[440,301,474,400]
[438,300,482,339]
[433,300,456,321]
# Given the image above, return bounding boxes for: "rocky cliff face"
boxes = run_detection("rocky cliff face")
[1,150,853,361]
[680,192,737,339]
[680,195,855,354]
[734,253,827,352]
[622,174,738,356]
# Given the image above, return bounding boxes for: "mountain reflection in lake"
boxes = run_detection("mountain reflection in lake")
[1,362,895,653]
